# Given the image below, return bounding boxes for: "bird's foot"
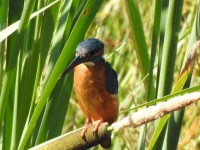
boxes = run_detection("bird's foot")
[93,118,104,135]
[81,119,91,138]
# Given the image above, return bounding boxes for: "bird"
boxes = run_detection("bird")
[60,38,118,148]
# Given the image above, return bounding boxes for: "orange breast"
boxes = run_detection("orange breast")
[74,63,118,124]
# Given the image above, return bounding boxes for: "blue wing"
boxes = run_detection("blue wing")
[104,62,118,95]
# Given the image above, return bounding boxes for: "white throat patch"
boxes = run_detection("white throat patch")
[84,62,95,66]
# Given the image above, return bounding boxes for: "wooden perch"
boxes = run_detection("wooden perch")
[29,123,111,150]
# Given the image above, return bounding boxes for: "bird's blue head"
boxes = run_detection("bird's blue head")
[60,38,105,78]
[76,38,104,58]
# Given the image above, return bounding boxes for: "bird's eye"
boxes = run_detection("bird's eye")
[89,52,93,56]
[90,50,96,56]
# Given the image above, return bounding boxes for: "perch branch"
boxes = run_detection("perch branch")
[29,123,110,150]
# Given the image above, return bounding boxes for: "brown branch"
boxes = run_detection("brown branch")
[29,123,111,150]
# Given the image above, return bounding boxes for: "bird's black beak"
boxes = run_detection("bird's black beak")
[60,55,103,79]
[60,56,86,78]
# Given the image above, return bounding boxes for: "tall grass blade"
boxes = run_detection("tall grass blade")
[18,0,103,149]
[162,5,200,150]
[35,0,73,144]
[125,0,150,90]
[0,0,36,132]
[157,0,183,98]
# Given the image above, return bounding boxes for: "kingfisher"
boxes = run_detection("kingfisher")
[60,38,118,148]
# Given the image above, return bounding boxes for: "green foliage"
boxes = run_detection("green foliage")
[0,0,200,149]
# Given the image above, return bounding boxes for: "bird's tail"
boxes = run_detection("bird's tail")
[100,138,111,149]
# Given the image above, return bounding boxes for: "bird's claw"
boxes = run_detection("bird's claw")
[82,118,105,137]
[81,119,91,138]
[93,118,104,135]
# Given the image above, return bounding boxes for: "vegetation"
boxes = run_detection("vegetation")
[0,0,200,149]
